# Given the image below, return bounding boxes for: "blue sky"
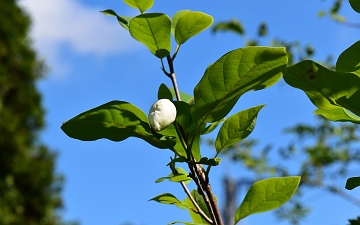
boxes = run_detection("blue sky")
[19,0,360,224]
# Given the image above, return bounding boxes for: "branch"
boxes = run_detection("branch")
[180,181,214,224]
[166,55,181,101]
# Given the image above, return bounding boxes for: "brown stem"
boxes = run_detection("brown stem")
[188,162,217,224]
[194,163,224,225]
[165,55,224,225]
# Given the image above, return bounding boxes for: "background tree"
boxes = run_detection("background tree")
[0,0,73,224]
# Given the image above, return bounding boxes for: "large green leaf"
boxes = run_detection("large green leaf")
[345,176,360,190]
[101,9,132,30]
[172,10,213,45]
[149,193,189,210]
[336,41,360,75]
[283,60,360,119]
[123,0,153,13]
[129,13,171,58]
[191,47,287,124]
[215,105,265,153]
[234,176,301,223]
[314,108,360,124]
[349,0,360,13]
[61,101,175,149]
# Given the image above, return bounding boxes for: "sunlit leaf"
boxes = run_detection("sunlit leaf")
[191,47,287,124]
[169,88,194,103]
[171,10,190,37]
[314,108,360,124]
[155,167,191,184]
[149,193,189,210]
[201,118,226,135]
[101,9,132,30]
[172,10,213,45]
[283,60,360,119]
[129,13,171,58]
[123,0,154,13]
[61,101,176,150]
[234,176,301,223]
[345,176,360,190]
[215,105,265,153]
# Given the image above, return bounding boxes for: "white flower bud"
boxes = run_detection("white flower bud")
[148,99,177,132]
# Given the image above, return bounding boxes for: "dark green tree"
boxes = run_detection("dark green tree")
[0,0,68,224]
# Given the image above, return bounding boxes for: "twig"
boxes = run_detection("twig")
[180,181,214,224]
[166,55,181,101]
[165,54,224,225]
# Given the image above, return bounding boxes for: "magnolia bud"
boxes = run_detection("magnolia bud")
[148,99,177,132]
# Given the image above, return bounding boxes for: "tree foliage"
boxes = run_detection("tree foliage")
[0,0,69,224]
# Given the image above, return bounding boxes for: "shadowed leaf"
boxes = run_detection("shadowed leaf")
[61,101,175,149]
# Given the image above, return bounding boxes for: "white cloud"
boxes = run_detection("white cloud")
[18,0,138,79]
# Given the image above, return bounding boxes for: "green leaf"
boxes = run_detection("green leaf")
[283,60,360,119]
[314,108,360,124]
[129,13,171,58]
[349,0,360,13]
[123,0,154,13]
[212,19,245,36]
[336,41,360,75]
[172,10,214,45]
[174,101,196,132]
[215,105,265,153]
[185,190,211,224]
[157,123,187,157]
[149,193,189,210]
[169,88,194,103]
[158,83,173,100]
[189,128,201,161]
[171,10,190,37]
[191,47,287,124]
[345,176,360,190]
[235,176,301,223]
[101,9,132,30]
[155,167,191,184]
[61,101,176,149]
[201,118,226,135]
[197,157,221,166]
